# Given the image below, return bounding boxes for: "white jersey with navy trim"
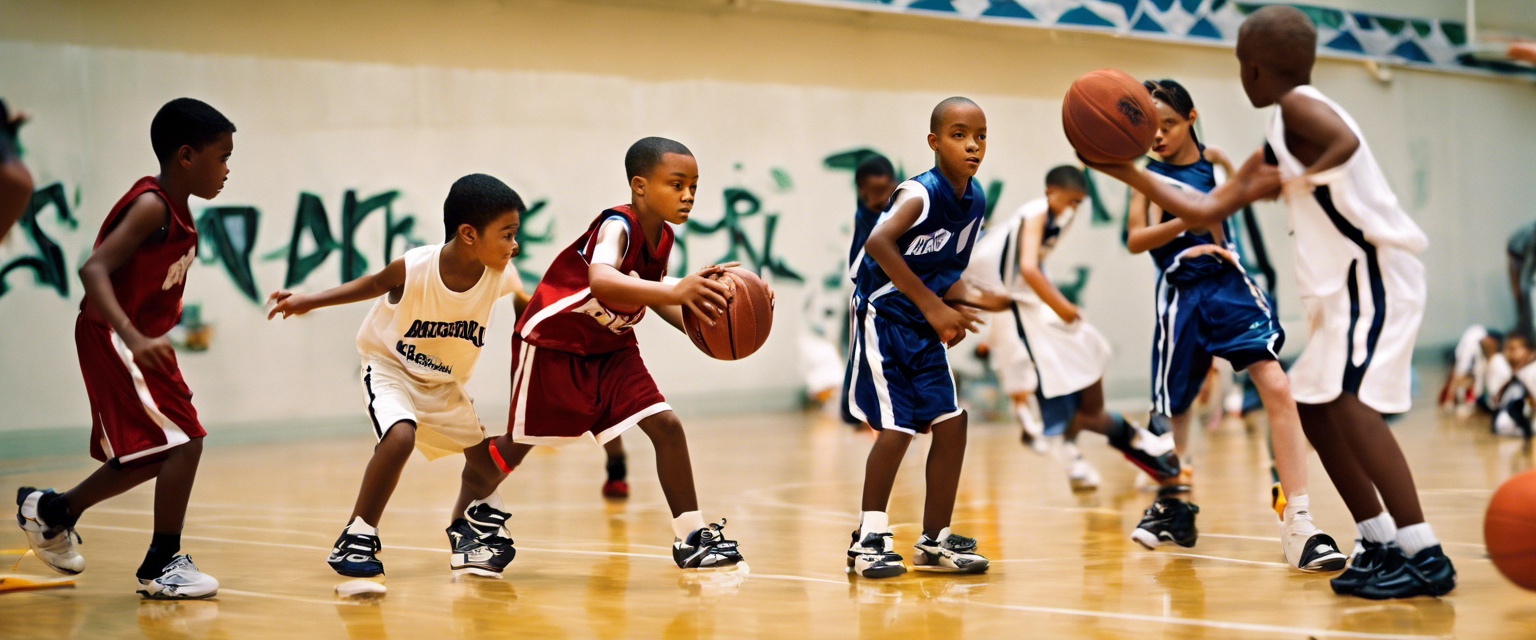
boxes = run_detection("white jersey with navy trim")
[1265,85,1427,413]
[965,198,1075,305]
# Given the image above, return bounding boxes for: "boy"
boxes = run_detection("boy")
[15,98,233,598]
[967,165,1181,493]
[1089,5,1456,598]
[1487,329,1534,438]
[844,97,1016,579]
[0,99,30,239]
[268,173,527,578]
[1123,78,1345,570]
[1440,324,1500,417]
[477,137,747,570]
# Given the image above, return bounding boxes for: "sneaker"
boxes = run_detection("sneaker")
[15,487,84,575]
[136,554,218,600]
[1281,509,1347,572]
[847,530,906,579]
[1353,545,1456,599]
[1131,497,1200,549]
[673,519,743,569]
[1330,539,1395,595]
[464,498,511,539]
[1107,419,1180,481]
[912,528,989,573]
[447,518,515,577]
[602,480,630,499]
[328,530,384,578]
[1019,407,1048,455]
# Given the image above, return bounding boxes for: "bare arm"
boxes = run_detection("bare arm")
[584,218,730,322]
[943,277,1010,313]
[267,257,407,319]
[1086,150,1280,229]
[1017,213,1078,323]
[79,194,175,369]
[1278,91,1359,176]
[864,189,978,342]
[1125,189,1190,254]
[0,159,31,242]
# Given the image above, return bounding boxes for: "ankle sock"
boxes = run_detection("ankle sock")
[1356,512,1397,544]
[1283,493,1311,520]
[136,532,181,581]
[859,511,889,539]
[1396,522,1439,557]
[672,511,705,541]
[345,516,379,537]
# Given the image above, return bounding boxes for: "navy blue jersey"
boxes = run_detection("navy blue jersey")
[851,167,986,325]
[1145,154,1234,283]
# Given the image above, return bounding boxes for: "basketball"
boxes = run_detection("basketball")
[1485,470,1536,590]
[682,266,775,360]
[1061,68,1158,164]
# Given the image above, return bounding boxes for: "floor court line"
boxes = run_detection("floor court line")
[956,599,1445,639]
[1156,552,1290,568]
[78,524,674,560]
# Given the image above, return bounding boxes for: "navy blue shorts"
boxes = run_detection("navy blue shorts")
[1151,268,1284,416]
[845,303,960,434]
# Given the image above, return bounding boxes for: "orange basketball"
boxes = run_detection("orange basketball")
[1062,69,1157,164]
[682,266,774,361]
[1485,470,1536,590]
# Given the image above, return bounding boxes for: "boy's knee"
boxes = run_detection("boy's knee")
[380,421,416,450]
[639,412,685,445]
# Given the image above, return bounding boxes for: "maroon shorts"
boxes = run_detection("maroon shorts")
[507,339,669,445]
[75,315,204,466]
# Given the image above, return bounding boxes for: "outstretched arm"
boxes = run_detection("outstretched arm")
[268,257,407,319]
[1086,150,1280,229]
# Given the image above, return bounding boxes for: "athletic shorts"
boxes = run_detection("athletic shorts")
[507,340,670,446]
[75,315,205,467]
[845,302,961,435]
[984,310,1038,396]
[361,358,485,460]
[1151,268,1284,416]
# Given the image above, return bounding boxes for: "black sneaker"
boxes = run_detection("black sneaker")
[847,530,906,578]
[1108,418,1181,481]
[328,530,384,578]
[673,519,743,569]
[1353,544,1456,599]
[1131,497,1199,549]
[464,500,511,539]
[1330,539,1394,595]
[447,518,516,576]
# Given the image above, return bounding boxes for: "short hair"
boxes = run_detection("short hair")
[443,173,525,241]
[150,98,235,164]
[1237,6,1318,83]
[929,96,980,134]
[1045,165,1087,192]
[854,154,895,187]
[1507,328,1533,350]
[624,137,693,180]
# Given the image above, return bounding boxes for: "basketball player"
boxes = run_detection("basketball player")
[268,174,527,579]
[0,99,32,240]
[1123,78,1346,570]
[15,98,232,599]
[1088,5,1457,599]
[478,137,748,570]
[1486,329,1534,438]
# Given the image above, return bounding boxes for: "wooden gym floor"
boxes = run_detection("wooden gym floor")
[1,393,1533,639]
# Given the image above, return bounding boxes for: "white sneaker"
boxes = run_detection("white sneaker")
[137,555,219,599]
[1281,510,1347,573]
[912,528,989,573]
[1068,457,1101,492]
[847,530,906,579]
[15,487,84,575]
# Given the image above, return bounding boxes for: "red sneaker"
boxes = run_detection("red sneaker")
[602,480,629,499]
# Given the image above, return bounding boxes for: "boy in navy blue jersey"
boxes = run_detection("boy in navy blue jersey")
[844,98,996,578]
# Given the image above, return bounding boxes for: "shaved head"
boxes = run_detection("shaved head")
[930,96,980,133]
[1238,5,1317,83]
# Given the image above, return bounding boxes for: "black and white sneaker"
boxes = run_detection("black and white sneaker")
[137,554,218,600]
[847,530,906,578]
[1131,497,1200,549]
[328,529,384,578]
[15,487,84,575]
[1107,418,1180,481]
[1281,508,1347,572]
[1331,539,1394,595]
[447,518,515,577]
[912,528,989,573]
[464,497,512,539]
[673,519,743,569]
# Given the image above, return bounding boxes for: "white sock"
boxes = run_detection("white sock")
[345,516,378,537]
[859,511,890,539]
[672,511,705,541]
[1396,522,1439,557]
[1283,493,1311,520]
[1017,404,1042,435]
[468,493,504,512]
[1356,512,1397,544]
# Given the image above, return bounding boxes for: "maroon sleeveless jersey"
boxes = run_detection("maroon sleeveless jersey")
[79,177,198,338]
[516,205,674,356]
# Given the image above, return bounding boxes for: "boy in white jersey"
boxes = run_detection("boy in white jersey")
[268,174,526,580]
[1087,5,1456,599]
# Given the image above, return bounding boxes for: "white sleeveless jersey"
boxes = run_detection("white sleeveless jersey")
[1265,85,1428,297]
[964,198,1074,304]
[356,244,521,385]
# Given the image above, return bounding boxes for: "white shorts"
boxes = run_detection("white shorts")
[361,359,485,460]
[984,310,1037,396]
[1289,247,1425,414]
[1011,299,1111,399]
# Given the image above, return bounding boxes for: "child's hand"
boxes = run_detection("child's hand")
[1233,150,1282,202]
[127,332,175,371]
[1077,154,1137,182]
[1181,244,1241,268]
[922,300,980,345]
[673,269,732,324]
[1053,302,1081,325]
[267,291,310,319]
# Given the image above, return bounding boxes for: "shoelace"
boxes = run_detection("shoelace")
[943,534,977,552]
[42,527,82,550]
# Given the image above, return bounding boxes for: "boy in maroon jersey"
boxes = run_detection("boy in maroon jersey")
[15,98,232,599]
[472,137,753,569]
